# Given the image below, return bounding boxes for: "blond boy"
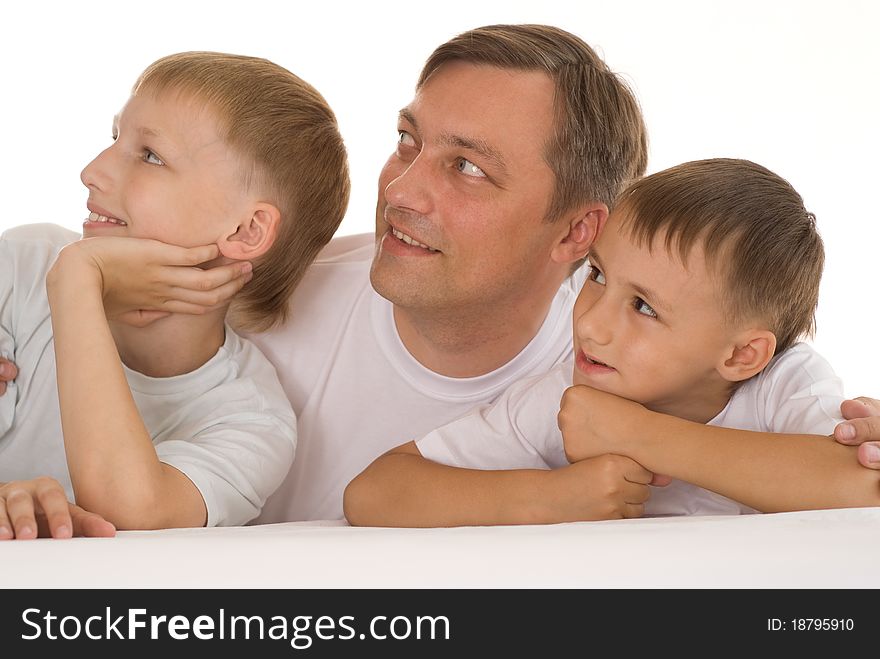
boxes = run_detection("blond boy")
[346,159,879,525]
[0,52,349,538]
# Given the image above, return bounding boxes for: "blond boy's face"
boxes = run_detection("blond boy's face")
[572,216,737,420]
[80,91,251,247]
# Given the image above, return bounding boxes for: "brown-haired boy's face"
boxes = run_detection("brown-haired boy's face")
[572,217,739,423]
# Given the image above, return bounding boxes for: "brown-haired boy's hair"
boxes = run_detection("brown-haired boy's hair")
[134,52,350,331]
[617,158,823,355]
[418,24,648,222]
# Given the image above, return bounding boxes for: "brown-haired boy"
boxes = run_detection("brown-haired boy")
[346,158,879,525]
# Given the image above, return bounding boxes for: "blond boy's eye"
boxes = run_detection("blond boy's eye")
[143,149,164,166]
[587,265,606,285]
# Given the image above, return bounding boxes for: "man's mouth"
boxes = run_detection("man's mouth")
[85,211,127,226]
[390,227,438,252]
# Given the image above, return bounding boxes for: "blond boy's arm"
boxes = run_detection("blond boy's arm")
[344,441,657,527]
[46,238,250,529]
[559,386,880,512]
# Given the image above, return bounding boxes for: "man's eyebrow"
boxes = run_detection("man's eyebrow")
[398,107,509,178]
[589,248,670,311]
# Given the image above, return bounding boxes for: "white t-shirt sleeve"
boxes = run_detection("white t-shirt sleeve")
[752,343,845,435]
[156,412,296,527]
[416,363,571,470]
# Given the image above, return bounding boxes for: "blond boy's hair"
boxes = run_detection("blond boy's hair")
[134,52,350,331]
[617,158,823,355]
[419,24,647,222]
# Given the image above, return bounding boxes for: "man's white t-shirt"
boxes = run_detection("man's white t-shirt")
[416,343,846,516]
[248,233,585,522]
[0,224,297,526]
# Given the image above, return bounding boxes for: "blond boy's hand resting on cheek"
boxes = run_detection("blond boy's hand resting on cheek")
[0,478,115,540]
[47,236,253,324]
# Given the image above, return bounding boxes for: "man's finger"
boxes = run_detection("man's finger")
[841,398,876,421]
[0,358,18,383]
[834,416,880,445]
[0,503,13,540]
[858,442,880,470]
[5,488,38,540]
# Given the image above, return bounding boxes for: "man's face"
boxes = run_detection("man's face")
[80,91,251,247]
[370,61,566,316]
[572,216,737,421]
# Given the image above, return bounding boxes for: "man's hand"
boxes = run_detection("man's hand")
[47,237,253,322]
[543,455,659,521]
[834,397,880,469]
[0,357,16,397]
[0,477,116,540]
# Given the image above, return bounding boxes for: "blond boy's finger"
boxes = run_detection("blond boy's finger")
[623,503,645,519]
[35,485,74,539]
[858,443,880,470]
[70,505,116,538]
[0,501,13,540]
[4,487,38,539]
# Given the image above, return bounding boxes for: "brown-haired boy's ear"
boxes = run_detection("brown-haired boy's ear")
[717,330,777,383]
[550,204,608,264]
[218,202,281,260]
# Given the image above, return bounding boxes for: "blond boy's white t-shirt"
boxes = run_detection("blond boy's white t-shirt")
[0,224,297,526]
[415,343,846,516]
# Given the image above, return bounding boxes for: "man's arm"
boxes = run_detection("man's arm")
[344,440,656,527]
[835,397,880,469]
[559,386,880,513]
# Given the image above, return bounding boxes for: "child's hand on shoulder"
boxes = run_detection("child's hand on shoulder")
[46,237,253,323]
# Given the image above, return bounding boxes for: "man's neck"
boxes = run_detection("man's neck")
[392,296,556,378]
[109,310,228,378]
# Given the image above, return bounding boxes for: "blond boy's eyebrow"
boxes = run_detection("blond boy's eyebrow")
[589,248,670,311]
[398,108,509,178]
[110,114,160,139]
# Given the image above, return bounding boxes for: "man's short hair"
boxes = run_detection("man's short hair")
[418,24,648,222]
[135,52,350,331]
[617,158,824,354]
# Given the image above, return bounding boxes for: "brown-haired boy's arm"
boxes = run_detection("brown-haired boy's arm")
[45,238,251,530]
[558,385,880,512]
[344,440,656,527]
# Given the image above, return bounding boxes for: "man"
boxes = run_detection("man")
[1,25,877,529]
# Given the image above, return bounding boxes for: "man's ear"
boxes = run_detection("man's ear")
[717,330,777,383]
[551,204,608,265]
[218,203,281,260]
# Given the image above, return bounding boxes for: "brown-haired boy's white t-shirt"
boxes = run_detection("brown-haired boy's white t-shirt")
[415,343,845,516]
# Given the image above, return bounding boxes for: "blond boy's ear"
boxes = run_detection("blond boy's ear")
[717,330,777,383]
[218,202,281,260]
[550,203,608,264]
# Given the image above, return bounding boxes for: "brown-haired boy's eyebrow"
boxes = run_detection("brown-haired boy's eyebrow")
[589,248,670,312]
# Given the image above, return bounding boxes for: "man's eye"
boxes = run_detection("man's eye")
[143,149,164,166]
[634,297,657,318]
[587,265,606,285]
[397,130,416,147]
[456,158,486,178]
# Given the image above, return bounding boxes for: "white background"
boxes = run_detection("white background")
[2,0,877,396]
